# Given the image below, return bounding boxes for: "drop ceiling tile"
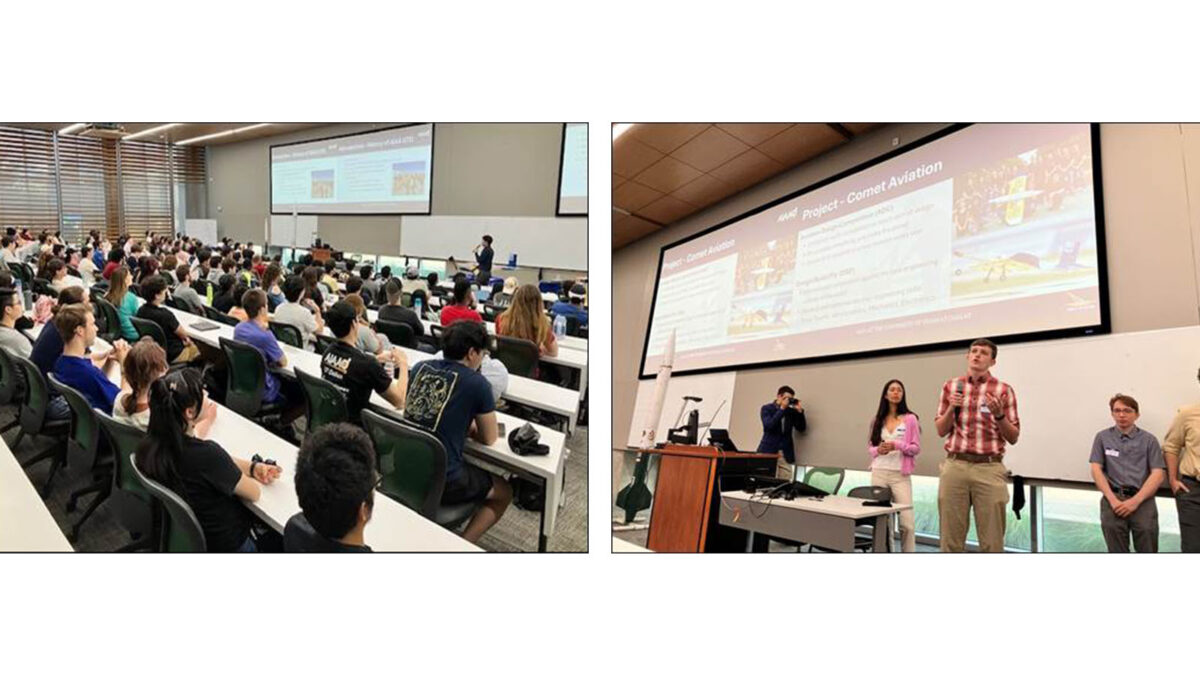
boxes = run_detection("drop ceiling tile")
[671,126,751,173]
[633,155,704,194]
[671,173,738,208]
[842,122,883,135]
[709,148,784,191]
[637,194,698,224]
[716,123,794,147]
[612,180,664,211]
[612,211,662,249]
[626,123,710,154]
[756,123,846,165]
[612,138,664,178]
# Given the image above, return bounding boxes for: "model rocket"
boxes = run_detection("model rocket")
[639,329,675,449]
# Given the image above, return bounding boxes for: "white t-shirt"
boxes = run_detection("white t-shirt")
[871,420,906,472]
[113,392,151,431]
[274,301,318,350]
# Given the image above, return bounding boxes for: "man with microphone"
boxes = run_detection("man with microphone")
[934,338,1020,552]
[472,235,494,287]
[756,386,808,480]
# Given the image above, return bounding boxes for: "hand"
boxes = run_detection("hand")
[984,392,1005,417]
[1113,498,1139,518]
[792,399,803,412]
[878,441,893,454]
[253,462,282,484]
[777,398,788,409]
[1171,478,1190,495]
[392,349,408,370]
[201,399,217,423]
[948,392,965,408]
[113,340,130,361]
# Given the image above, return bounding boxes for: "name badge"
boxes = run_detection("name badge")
[980,404,991,416]
[1105,448,1119,458]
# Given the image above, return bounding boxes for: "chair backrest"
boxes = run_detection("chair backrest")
[564,315,581,337]
[0,345,20,405]
[313,332,337,355]
[481,304,501,322]
[203,305,239,327]
[360,409,446,518]
[192,278,211,299]
[492,334,540,378]
[12,354,53,433]
[10,261,33,284]
[218,337,267,418]
[847,484,891,502]
[166,295,195,314]
[47,374,101,480]
[93,297,122,342]
[95,411,153,535]
[130,458,207,552]
[427,323,445,350]
[268,321,304,349]
[130,316,167,351]
[803,467,846,496]
[32,278,58,299]
[295,367,348,432]
[375,319,416,349]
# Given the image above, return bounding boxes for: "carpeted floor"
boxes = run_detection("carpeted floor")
[2,403,588,553]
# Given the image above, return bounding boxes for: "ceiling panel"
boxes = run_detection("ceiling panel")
[613,122,888,248]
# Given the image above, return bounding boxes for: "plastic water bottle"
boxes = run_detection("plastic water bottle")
[15,278,27,311]
[553,314,566,337]
[205,283,214,306]
[414,297,423,319]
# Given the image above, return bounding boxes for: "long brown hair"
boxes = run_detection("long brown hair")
[105,267,131,306]
[497,284,548,346]
[122,338,168,415]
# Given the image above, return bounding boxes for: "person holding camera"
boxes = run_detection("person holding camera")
[756,385,808,480]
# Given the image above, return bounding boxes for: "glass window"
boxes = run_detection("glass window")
[377,256,406,275]
[1041,486,1180,552]
[419,258,446,278]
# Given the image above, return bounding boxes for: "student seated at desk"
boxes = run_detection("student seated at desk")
[0,288,32,359]
[275,275,325,350]
[285,423,377,553]
[105,268,141,342]
[400,266,429,296]
[226,282,250,323]
[172,264,205,314]
[136,275,200,364]
[135,368,283,552]
[51,304,129,415]
[496,284,558,359]
[113,339,168,430]
[378,278,425,339]
[439,279,483,326]
[234,288,304,429]
[404,320,510,543]
[344,294,384,356]
[261,263,285,312]
[320,300,407,424]
[550,283,588,328]
[45,258,84,294]
[211,273,237,313]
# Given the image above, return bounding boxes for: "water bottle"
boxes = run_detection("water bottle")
[205,282,214,306]
[15,278,27,311]
[553,313,566,337]
[414,297,423,318]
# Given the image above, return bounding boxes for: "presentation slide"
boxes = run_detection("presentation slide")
[270,124,434,214]
[641,124,1103,377]
[557,123,587,214]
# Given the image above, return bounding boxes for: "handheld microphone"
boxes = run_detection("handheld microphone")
[683,396,703,402]
[954,380,964,417]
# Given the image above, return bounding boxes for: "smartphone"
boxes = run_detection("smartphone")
[497,422,506,438]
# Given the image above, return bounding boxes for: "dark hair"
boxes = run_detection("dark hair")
[359,264,372,279]
[43,258,65,280]
[1,235,12,249]
[776,386,795,397]
[141,274,168,302]
[379,266,391,279]
[482,235,493,245]
[135,368,208,493]
[108,248,125,263]
[196,248,211,264]
[0,288,19,310]
[230,282,250,308]
[346,276,363,295]
[452,279,472,305]
[58,285,86,306]
[1109,393,1139,414]
[869,379,918,446]
[295,423,376,540]
[324,259,336,274]
[175,263,191,284]
[442,320,489,361]
[326,300,357,338]
[0,270,12,289]
[216,273,236,299]
[53,304,90,343]
[385,277,403,303]
[242,288,268,319]
[262,263,282,292]
[282,275,307,303]
[970,338,998,359]
[427,272,438,287]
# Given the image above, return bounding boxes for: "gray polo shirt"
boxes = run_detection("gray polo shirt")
[1088,425,1165,490]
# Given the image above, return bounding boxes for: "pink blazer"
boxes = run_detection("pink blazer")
[867,413,922,476]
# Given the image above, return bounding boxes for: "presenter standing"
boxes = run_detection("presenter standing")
[1089,394,1164,553]
[473,235,494,286]
[1161,370,1200,552]
[934,339,1020,552]
[756,386,807,480]
[867,379,920,552]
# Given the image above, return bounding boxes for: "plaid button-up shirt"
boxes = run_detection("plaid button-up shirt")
[937,373,1020,455]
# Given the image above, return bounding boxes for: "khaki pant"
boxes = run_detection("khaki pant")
[938,458,1008,552]
[1099,496,1158,553]
[173,341,201,364]
[776,455,795,481]
[871,469,915,552]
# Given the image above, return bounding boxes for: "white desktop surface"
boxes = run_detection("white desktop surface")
[0,436,73,552]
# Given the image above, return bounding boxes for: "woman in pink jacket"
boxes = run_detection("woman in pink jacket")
[867,379,921,552]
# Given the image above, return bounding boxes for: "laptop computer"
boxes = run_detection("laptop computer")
[708,428,740,453]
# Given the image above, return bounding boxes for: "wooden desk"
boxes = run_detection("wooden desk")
[642,445,777,552]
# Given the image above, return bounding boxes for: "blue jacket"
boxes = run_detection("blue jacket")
[755,403,807,464]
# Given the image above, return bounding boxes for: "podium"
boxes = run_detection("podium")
[645,445,778,552]
[310,248,333,263]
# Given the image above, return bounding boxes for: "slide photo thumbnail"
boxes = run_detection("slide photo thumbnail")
[727,290,793,338]
[732,237,796,297]
[950,220,1098,302]
[310,169,335,199]
[392,161,427,196]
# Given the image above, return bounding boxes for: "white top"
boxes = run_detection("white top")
[720,491,911,520]
[0,435,72,551]
[870,421,906,472]
[112,392,150,431]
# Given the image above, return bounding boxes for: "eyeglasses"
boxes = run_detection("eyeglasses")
[373,471,384,490]
[1111,408,1136,414]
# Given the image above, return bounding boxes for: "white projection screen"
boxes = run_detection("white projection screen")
[270,124,435,215]
[640,123,1108,378]
[557,123,587,215]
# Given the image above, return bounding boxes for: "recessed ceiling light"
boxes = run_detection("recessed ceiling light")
[122,123,182,142]
[58,123,88,135]
[612,123,635,141]
[175,123,272,146]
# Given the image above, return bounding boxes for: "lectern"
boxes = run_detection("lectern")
[645,445,777,552]
[310,248,332,263]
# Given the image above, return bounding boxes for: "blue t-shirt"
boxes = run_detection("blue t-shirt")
[53,354,120,415]
[550,301,588,327]
[30,322,65,376]
[92,248,105,270]
[233,320,284,403]
[404,359,495,480]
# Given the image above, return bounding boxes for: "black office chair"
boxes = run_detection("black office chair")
[268,321,304,349]
[48,374,112,542]
[130,459,207,552]
[360,409,478,531]
[9,261,34,285]
[314,333,337,355]
[166,295,198,315]
[481,304,501,322]
[31,278,58,300]
[375,319,417,349]
[218,337,285,423]
[96,412,154,552]
[295,368,348,433]
[203,305,239,327]
[9,355,71,498]
[93,297,123,343]
[130,316,168,352]
[492,335,540,378]
[564,316,582,337]
[427,323,445,351]
[0,345,22,421]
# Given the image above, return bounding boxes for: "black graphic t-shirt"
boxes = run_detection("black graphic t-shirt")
[404,359,495,480]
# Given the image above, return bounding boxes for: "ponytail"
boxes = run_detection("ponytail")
[134,369,206,492]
